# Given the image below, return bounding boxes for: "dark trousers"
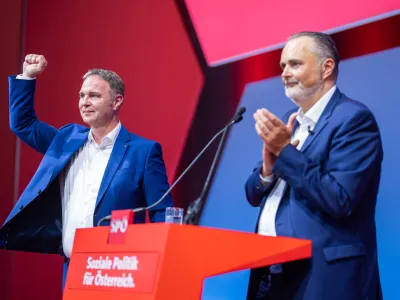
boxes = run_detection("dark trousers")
[247,261,383,300]
[247,264,290,300]
[62,258,70,293]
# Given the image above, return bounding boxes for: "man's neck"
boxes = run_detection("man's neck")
[301,81,335,113]
[91,119,119,144]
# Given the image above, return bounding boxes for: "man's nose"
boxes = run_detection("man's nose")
[82,95,91,105]
[281,66,292,78]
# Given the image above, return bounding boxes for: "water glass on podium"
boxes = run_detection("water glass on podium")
[165,207,184,224]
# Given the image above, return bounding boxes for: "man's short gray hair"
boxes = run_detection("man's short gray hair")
[289,31,340,80]
[83,69,125,97]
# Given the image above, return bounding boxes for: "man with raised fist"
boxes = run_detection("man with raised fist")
[0,54,173,288]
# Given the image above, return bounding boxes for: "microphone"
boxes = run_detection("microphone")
[184,107,246,225]
[230,106,246,125]
[97,107,246,226]
[307,126,314,135]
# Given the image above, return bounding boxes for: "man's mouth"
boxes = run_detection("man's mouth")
[285,82,298,88]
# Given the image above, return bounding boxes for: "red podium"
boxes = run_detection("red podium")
[63,224,311,300]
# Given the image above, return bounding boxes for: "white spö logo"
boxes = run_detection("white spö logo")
[110,216,129,233]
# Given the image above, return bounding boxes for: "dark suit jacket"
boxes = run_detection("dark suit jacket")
[0,76,173,255]
[245,89,383,300]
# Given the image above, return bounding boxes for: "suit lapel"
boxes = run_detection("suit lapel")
[300,88,342,153]
[292,120,300,138]
[48,130,89,184]
[95,126,131,209]
[299,120,329,153]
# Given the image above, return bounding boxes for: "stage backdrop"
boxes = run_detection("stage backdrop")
[0,1,398,299]
[200,46,400,299]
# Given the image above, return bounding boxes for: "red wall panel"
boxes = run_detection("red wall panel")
[185,0,399,65]
[11,0,203,299]
[21,0,203,189]
[0,1,24,300]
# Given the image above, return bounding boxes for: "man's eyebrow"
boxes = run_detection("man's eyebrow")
[280,59,303,68]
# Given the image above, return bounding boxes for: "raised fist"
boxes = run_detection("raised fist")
[22,54,48,78]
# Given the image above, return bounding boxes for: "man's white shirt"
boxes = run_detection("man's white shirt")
[60,123,121,257]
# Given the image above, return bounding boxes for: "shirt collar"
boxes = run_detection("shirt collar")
[296,85,336,126]
[88,122,122,147]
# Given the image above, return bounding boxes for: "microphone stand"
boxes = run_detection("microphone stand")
[184,114,244,225]
[97,108,245,227]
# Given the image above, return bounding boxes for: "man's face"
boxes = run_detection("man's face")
[79,75,116,128]
[280,36,324,105]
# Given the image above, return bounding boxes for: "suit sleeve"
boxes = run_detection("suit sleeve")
[245,161,278,207]
[273,107,382,218]
[143,142,174,222]
[9,76,58,154]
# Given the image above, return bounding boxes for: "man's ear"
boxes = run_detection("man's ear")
[113,94,124,111]
[322,58,335,80]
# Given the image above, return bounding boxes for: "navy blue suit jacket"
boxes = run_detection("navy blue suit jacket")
[245,89,383,300]
[0,76,173,255]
